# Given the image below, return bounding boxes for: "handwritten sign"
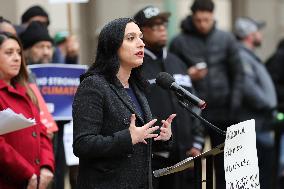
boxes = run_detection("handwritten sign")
[224,119,260,189]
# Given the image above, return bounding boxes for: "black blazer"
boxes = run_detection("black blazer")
[73,73,153,189]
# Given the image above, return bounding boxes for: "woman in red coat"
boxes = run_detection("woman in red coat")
[0,32,54,189]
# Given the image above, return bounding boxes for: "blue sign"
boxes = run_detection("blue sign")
[28,64,88,120]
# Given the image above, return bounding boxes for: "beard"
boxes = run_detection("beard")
[149,41,166,50]
[253,39,262,47]
[27,57,51,65]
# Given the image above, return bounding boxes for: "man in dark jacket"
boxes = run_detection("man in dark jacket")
[134,6,205,189]
[169,0,243,188]
[235,17,277,189]
[266,39,284,187]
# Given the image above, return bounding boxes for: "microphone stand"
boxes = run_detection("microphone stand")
[177,96,226,136]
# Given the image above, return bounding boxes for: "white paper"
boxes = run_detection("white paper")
[0,108,35,135]
[63,121,79,166]
[224,119,260,189]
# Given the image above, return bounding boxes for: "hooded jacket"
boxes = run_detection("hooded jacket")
[170,16,243,124]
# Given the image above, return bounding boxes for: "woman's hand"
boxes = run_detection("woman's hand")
[27,174,37,189]
[154,114,176,141]
[38,168,53,189]
[129,114,159,145]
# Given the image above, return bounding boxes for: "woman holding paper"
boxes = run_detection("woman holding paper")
[0,32,54,189]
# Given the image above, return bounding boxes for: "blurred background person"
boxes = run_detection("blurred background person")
[265,31,284,188]
[20,21,53,65]
[15,5,50,35]
[169,0,243,188]
[234,17,277,189]
[134,5,204,189]
[53,31,79,64]
[0,32,54,189]
[0,16,17,36]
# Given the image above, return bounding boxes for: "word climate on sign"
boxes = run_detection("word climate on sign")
[224,119,260,189]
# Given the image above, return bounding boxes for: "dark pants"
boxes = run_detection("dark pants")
[257,139,275,189]
[52,121,79,189]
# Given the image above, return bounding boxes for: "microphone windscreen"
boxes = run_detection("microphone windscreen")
[156,72,175,89]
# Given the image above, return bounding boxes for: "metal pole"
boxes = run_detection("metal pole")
[67,3,73,34]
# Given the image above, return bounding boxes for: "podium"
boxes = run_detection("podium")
[153,143,224,189]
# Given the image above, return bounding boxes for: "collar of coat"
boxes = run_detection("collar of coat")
[109,77,152,125]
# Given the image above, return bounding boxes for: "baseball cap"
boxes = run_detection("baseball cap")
[234,17,266,38]
[134,6,171,27]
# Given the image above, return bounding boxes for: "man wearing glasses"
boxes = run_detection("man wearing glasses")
[134,6,205,189]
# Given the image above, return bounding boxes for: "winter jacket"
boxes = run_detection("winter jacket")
[266,39,284,112]
[238,43,277,131]
[73,74,154,189]
[170,16,243,124]
[0,80,54,189]
[142,47,205,160]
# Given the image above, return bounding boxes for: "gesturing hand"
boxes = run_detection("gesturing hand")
[154,114,176,141]
[129,114,159,145]
[38,168,53,189]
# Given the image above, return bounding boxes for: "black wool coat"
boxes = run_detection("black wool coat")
[72,73,153,189]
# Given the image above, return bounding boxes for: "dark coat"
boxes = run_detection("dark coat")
[142,48,204,189]
[0,80,54,189]
[238,44,277,132]
[73,73,153,189]
[266,39,284,112]
[142,48,204,159]
[170,16,243,124]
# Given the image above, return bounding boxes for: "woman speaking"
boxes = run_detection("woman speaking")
[72,18,175,189]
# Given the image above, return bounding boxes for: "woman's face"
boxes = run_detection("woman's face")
[118,22,145,70]
[0,38,21,84]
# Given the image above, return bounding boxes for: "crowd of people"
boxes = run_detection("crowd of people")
[0,0,284,188]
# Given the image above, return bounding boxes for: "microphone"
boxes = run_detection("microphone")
[156,72,206,109]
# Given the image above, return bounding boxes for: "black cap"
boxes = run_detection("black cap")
[20,21,53,49]
[21,5,49,25]
[134,6,171,27]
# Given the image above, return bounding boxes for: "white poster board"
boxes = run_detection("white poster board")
[63,121,79,166]
[224,119,260,189]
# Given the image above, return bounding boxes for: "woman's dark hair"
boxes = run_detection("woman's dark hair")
[191,0,215,13]
[0,32,38,104]
[81,17,148,90]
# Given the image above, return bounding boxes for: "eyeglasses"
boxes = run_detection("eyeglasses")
[147,21,168,31]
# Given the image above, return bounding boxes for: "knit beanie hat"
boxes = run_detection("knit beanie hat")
[21,5,49,25]
[54,31,69,45]
[20,21,53,49]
